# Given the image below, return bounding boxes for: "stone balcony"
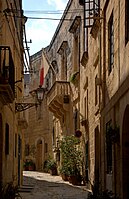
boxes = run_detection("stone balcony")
[47,81,71,118]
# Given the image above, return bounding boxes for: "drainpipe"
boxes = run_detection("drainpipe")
[113,1,121,197]
[118,0,120,87]
[102,12,106,110]
[98,16,102,191]
[102,9,106,190]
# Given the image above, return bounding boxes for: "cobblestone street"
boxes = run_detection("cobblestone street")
[20,171,89,199]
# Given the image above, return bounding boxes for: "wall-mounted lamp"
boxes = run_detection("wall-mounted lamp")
[15,86,46,112]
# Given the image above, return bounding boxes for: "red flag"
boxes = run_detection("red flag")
[40,67,44,86]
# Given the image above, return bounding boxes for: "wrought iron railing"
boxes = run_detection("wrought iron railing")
[0,46,15,94]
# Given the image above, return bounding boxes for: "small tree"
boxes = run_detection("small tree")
[59,135,82,176]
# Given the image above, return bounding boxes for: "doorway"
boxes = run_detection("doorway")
[36,140,42,171]
[0,114,3,181]
[122,105,129,199]
[95,126,100,185]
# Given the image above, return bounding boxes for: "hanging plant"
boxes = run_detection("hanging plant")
[70,71,79,84]
[80,119,87,127]
[75,129,82,138]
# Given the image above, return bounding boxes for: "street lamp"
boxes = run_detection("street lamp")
[15,86,46,112]
[36,86,45,104]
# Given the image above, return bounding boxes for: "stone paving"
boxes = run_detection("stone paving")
[19,171,89,199]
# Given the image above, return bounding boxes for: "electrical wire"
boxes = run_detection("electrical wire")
[23,9,83,14]
[10,8,83,14]
[6,14,84,21]
[5,0,29,72]
[4,0,31,73]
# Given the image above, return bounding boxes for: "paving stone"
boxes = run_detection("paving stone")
[20,171,89,199]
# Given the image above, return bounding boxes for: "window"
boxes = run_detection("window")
[84,89,88,119]
[106,120,112,174]
[108,13,114,74]
[84,0,100,28]
[73,32,80,72]
[52,127,55,146]
[61,50,67,80]
[69,16,81,72]
[5,123,9,155]
[74,109,79,131]
[45,143,47,153]
[57,41,68,81]
[125,0,129,45]
[84,28,88,52]
[95,75,99,106]
[85,141,89,181]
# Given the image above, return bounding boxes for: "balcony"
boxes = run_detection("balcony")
[0,46,15,104]
[47,81,71,118]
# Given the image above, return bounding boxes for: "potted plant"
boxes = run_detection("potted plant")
[59,135,82,185]
[59,161,69,181]
[28,160,35,171]
[23,160,30,171]
[24,159,35,171]
[46,158,57,175]
[87,181,120,199]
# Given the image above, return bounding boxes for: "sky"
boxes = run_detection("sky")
[23,0,69,55]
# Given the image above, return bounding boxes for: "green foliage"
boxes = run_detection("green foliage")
[70,72,79,84]
[0,181,21,199]
[24,159,35,167]
[87,181,120,199]
[59,135,82,176]
[46,159,57,170]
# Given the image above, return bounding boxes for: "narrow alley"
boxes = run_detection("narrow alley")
[20,171,89,199]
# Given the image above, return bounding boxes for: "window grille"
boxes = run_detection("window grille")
[84,0,100,28]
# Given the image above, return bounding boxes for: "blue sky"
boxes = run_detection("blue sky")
[23,0,69,55]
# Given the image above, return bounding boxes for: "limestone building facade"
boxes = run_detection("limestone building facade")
[99,0,129,198]
[24,50,53,171]
[79,0,129,198]
[0,0,25,185]
[23,0,129,198]
[44,0,129,198]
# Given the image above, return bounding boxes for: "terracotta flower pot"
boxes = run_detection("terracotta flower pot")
[61,174,68,181]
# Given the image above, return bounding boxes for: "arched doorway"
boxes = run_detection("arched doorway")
[36,139,42,171]
[0,114,3,181]
[122,105,129,199]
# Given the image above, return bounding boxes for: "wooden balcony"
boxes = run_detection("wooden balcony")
[0,46,15,104]
[47,81,71,118]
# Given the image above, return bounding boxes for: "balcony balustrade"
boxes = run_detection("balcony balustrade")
[47,81,71,118]
[0,46,15,104]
